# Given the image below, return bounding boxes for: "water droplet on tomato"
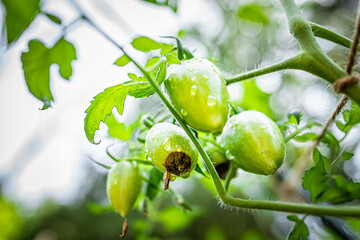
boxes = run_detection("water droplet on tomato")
[225,150,235,160]
[188,67,194,72]
[163,138,171,151]
[207,96,217,107]
[176,145,181,152]
[190,85,197,95]
[181,109,188,116]
[202,75,208,81]
[191,76,196,81]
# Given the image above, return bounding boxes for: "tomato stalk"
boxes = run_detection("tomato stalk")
[70,0,360,218]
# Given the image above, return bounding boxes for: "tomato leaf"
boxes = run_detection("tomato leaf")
[145,167,163,200]
[342,151,354,161]
[303,149,360,203]
[21,38,76,109]
[287,111,302,125]
[114,54,131,66]
[294,132,317,142]
[302,153,328,203]
[84,83,142,144]
[287,215,309,240]
[131,36,173,53]
[2,0,40,45]
[126,62,166,98]
[44,12,62,25]
[194,164,209,178]
[316,176,360,203]
[105,114,139,141]
[321,131,340,154]
[337,101,360,134]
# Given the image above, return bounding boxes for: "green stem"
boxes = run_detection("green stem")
[280,0,360,105]
[310,21,356,50]
[224,162,236,192]
[284,124,311,143]
[225,54,302,85]
[74,0,360,218]
[222,196,360,217]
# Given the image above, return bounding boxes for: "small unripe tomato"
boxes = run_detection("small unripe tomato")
[145,123,198,182]
[106,161,142,217]
[164,58,230,133]
[219,110,285,175]
[205,144,229,179]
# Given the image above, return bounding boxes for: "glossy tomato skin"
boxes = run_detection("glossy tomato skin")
[219,110,285,175]
[106,161,142,217]
[145,122,198,178]
[164,58,230,133]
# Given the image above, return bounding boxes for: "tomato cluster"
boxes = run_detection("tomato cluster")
[106,57,286,238]
[146,58,285,178]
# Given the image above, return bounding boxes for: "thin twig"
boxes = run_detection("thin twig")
[286,1,360,189]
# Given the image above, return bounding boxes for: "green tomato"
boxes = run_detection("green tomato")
[219,110,285,175]
[205,144,229,179]
[164,58,230,133]
[145,122,198,178]
[106,161,142,217]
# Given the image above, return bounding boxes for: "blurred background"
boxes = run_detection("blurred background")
[1,0,360,239]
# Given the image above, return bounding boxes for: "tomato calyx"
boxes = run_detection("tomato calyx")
[165,151,192,175]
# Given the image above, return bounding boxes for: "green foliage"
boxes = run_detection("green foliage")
[44,12,62,25]
[237,3,270,24]
[131,36,173,54]
[294,132,318,142]
[302,150,360,203]
[0,197,23,240]
[84,82,144,144]
[336,101,360,134]
[1,0,40,44]
[21,38,76,109]
[105,114,140,141]
[287,111,302,125]
[114,54,131,66]
[287,215,309,240]
[145,167,163,200]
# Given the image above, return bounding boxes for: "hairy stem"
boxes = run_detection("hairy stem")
[310,21,356,49]
[225,54,303,85]
[222,196,360,217]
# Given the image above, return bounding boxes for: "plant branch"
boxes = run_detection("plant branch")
[74,0,360,218]
[225,54,302,85]
[222,196,360,217]
[284,123,312,143]
[224,162,236,192]
[309,21,356,50]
